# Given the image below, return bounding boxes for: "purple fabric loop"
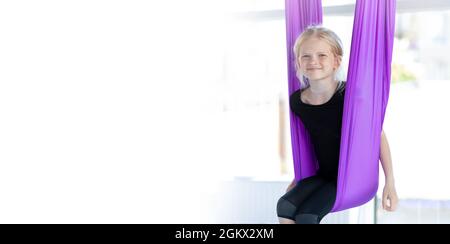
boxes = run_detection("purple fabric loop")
[285,0,396,212]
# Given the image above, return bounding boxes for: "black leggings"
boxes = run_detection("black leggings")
[277,175,337,224]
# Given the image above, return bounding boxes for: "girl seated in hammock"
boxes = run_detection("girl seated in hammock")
[276,26,398,224]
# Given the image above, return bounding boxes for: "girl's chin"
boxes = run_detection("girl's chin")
[306,75,328,81]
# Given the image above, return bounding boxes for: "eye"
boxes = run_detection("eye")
[319,54,327,57]
[301,55,311,58]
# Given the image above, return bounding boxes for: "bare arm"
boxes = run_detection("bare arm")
[380,130,398,211]
[380,130,395,182]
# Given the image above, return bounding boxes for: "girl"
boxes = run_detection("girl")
[277,26,398,224]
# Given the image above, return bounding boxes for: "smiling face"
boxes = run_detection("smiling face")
[297,37,341,82]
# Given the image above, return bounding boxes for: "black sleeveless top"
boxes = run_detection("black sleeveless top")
[289,81,346,179]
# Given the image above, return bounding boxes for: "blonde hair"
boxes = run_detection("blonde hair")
[293,26,344,88]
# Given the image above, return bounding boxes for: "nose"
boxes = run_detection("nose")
[308,55,319,65]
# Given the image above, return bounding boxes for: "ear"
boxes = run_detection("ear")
[334,56,342,69]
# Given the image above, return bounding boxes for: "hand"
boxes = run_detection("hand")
[286,179,296,192]
[382,182,398,211]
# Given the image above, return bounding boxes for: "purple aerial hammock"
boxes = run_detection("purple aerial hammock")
[285,0,396,212]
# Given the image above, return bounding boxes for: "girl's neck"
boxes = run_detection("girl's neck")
[302,78,339,105]
[308,78,339,96]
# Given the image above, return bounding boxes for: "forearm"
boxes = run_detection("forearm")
[380,130,395,183]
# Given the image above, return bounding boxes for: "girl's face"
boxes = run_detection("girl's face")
[298,37,340,82]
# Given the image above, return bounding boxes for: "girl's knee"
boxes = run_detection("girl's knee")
[276,197,297,220]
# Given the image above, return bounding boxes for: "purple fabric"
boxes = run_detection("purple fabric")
[285,0,323,183]
[285,0,396,212]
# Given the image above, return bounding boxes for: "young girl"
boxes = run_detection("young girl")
[277,26,398,224]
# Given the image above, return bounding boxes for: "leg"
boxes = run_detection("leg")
[277,175,329,223]
[295,214,320,224]
[278,217,295,224]
[277,197,297,224]
[295,180,337,224]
